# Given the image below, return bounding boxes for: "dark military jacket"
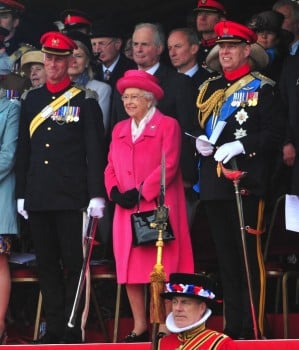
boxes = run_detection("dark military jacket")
[15,83,107,211]
[198,72,285,200]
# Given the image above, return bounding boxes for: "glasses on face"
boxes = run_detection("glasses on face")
[96,39,115,49]
[121,94,145,102]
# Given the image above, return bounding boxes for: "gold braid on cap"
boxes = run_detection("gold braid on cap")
[196,83,225,129]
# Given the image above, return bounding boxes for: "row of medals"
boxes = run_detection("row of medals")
[231,91,258,107]
[51,106,80,124]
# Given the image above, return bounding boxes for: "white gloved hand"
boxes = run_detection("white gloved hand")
[87,197,105,218]
[214,141,245,164]
[196,135,214,156]
[17,198,29,220]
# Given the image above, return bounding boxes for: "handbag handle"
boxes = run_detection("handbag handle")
[136,183,158,213]
[136,183,143,212]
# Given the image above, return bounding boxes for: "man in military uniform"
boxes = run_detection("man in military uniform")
[193,0,226,69]
[0,25,30,96]
[195,21,285,339]
[59,9,92,35]
[158,273,236,350]
[0,0,32,71]
[15,31,107,344]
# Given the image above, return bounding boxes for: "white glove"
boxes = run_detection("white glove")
[214,141,245,164]
[87,197,105,218]
[17,198,29,220]
[196,135,214,156]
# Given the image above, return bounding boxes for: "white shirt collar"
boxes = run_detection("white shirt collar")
[180,64,199,77]
[166,308,212,334]
[102,54,120,73]
[290,40,299,56]
[143,62,160,75]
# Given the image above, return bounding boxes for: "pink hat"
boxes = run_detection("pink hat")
[116,70,164,100]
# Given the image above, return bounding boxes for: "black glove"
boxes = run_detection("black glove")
[123,188,139,206]
[110,186,139,209]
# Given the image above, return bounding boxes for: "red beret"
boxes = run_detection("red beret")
[214,21,257,44]
[117,70,164,101]
[0,0,25,14]
[40,31,77,56]
[194,0,226,15]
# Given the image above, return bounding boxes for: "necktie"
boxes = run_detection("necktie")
[104,69,111,81]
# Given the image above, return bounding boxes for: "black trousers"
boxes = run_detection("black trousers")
[29,210,83,339]
[204,196,265,339]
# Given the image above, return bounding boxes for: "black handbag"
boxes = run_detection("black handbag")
[131,187,174,246]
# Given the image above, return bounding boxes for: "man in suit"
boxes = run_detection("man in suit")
[90,19,136,89]
[167,27,211,88]
[111,22,199,220]
[195,20,284,339]
[15,31,107,344]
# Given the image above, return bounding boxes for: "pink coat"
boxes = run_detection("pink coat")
[105,109,194,284]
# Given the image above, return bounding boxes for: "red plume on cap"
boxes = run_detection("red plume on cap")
[40,31,77,56]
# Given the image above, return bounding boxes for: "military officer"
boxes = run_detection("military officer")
[15,31,107,344]
[0,25,30,97]
[193,0,226,70]
[195,21,285,339]
[0,0,32,72]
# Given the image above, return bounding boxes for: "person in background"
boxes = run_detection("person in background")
[0,42,20,344]
[105,70,194,342]
[0,0,32,72]
[195,20,284,339]
[111,22,199,200]
[67,30,112,133]
[193,0,226,69]
[247,10,292,81]
[158,273,236,350]
[20,50,46,87]
[90,19,136,89]
[15,31,106,344]
[273,0,299,55]
[0,25,30,96]
[59,9,92,35]
[167,27,211,88]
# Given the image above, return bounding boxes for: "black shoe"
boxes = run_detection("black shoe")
[61,328,83,344]
[122,331,149,342]
[0,330,7,345]
[32,333,60,344]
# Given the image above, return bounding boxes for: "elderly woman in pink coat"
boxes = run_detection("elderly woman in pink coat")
[104,70,194,342]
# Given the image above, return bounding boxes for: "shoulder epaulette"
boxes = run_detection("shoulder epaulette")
[198,74,222,91]
[251,71,275,87]
[85,87,99,100]
[20,85,41,100]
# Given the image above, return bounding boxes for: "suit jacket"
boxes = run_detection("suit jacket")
[279,55,299,194]
[111,63,199,183]
[94,53,136,89]
[15,83,107,211]
[198,72,285,200]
